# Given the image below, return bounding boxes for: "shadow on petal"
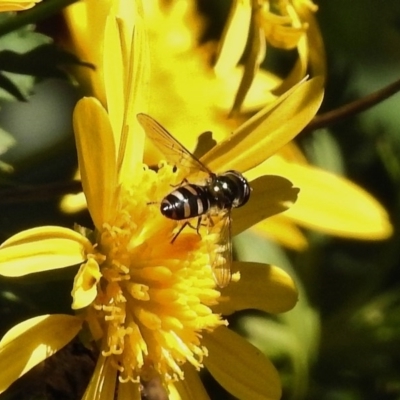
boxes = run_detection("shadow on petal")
[214,261,298,315]
[233,175,299,236]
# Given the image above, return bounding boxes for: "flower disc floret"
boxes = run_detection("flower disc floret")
[74,164,226,384]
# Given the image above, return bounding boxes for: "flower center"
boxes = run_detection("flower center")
[86,164,226,383]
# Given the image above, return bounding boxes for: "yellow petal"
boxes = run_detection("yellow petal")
[213,261,298,315]
[169,364,210,400]
[203,326,281,400]
[232,175,299,236]
[237,68,280,112]
[278,141,308,164]
[81,354,118,400]
[265,9,307,94]
[275,44,307,95]
[0,314,82,394]
[214,0,251,77]
[261,9,305,49]
[73,97,118,229]
[0,0,41,11]
[103,15,125,140]
[0,226,92,277]
[118,6,149,182]
[252,215,308,251]
[230,24,265,115]
[265,159,393,240]
[0,226,91,249]
[63,0,112,103]
[201,77,324,173]
[59,170,86,214]
[60,191,87,214]
[71,258,101,310]
[295,3,327,78]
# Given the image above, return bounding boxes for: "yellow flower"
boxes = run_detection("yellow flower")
[248,150,393,249]
[61,0,392,249]
[0,5,324,398]
[215,0,326,113]
[0,0,40,11]
[143,0,392,247]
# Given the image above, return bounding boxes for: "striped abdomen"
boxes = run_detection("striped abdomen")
[160,184,212,220]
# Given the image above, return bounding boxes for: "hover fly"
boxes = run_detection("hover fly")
[137,113,251,288]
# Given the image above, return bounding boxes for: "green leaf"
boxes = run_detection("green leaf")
[0,24,93,100]
[0,23,50,53]
[0,125,16,155]
[0,26,50,100]
[0,125,15,173]
[0,71,27,100]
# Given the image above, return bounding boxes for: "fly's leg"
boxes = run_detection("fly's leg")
[205,214,215,230]
[169,177,189,189]
[171,222,188,243]
[171,217,202,243]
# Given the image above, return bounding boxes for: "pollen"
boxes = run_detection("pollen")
[81,164,226,384]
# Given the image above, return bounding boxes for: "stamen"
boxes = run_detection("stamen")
[77,164,227,384]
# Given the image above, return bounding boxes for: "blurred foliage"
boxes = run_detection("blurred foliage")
[0,0,84,102]
[1,0,400,399]
[0,40,93,101]
[0,22,51,101]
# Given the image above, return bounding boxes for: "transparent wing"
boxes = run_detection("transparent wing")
[137,113,213,177]
[208,210,233,288]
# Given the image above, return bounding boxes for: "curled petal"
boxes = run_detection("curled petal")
[0,226,92,277]
[295,2,327,78]
[274,38,308,95]
[71,258,101,310]
[214,262,298,315]
[214,0,251,77]
[230,67,280,112]
[203,327,281,400]
[261,13,306,50]
[0,314,82,394]
[229,21,265,115]
[232,175,299,236]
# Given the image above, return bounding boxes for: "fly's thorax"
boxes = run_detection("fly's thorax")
[209,170,251,209]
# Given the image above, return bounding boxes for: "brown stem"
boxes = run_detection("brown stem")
[303,76,400,133]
